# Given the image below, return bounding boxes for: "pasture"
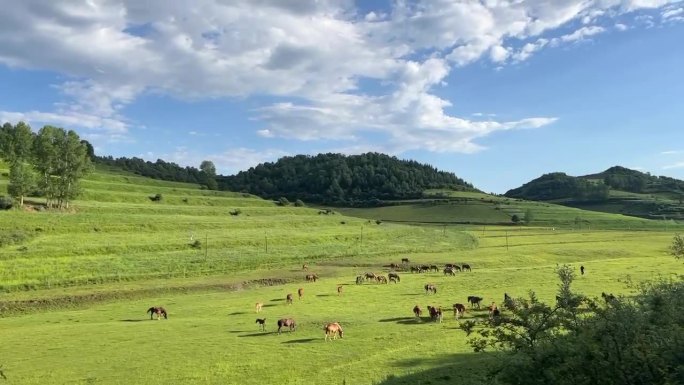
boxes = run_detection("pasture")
[1,165,683,384]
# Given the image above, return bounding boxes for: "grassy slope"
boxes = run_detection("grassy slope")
[1,165,683,385]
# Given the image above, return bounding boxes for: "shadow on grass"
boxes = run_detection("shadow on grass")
[282,338,316,344]
[120,319,146,322]
[316,294,334,297]
[400,293,421,296]
[270,298,286,302]
[377,352,499,385]
[227,311,246,315]
[378,317,431,324]
[238,332,273,337]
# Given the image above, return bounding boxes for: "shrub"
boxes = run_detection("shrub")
[670,234,684,259]
[229,209,241,216]
[511,214,520,223]
[190,240,202,249]
[0,196,13,210]
[294,199,305,207]
[277,197,290,206]
[148,193,163,202]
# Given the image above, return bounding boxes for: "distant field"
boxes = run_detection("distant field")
[0,165,683,384]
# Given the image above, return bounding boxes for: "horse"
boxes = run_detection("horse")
[355,275,364,285]
[256,318,266,331]
[305,273,318,282]
[488,302,500,320]
[452,265,462,272]
[424,284,437,295]
[376,275,388,284]
[410,266,420,273]
[302,263,309,271]
[147,307,167,320]
[413,305,422,318]
[388,272,400,282]
[255,302,263,313]
[445,263,454,269]
[420,265,430,273]
[389,276,398,283]
[427,306,443,323]
[364,272,377,281]
[467,296,483,309]
[462,264,472,272]
[277,318,296,334]
[298,288,304,300]
[429,265,439,273]
[401,257,410,264]
[286,293,293,305]
[443,267,456,276]
[337,285,343,296]
[580,265,585,275]
[453,303,466,319]
[324,322,343,341]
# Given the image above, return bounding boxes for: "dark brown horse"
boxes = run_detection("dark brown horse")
[427,305,443,323]
[305,273,318,282]
[337,285,343,296]
[388,272,400,282]
[147,307,167,320]
[401,257,410,264]
[429,265,439,273]
[462,264,472,272]
[324,322,343,341]
[356,275,364,285]
[277,318,296,334]
[424,284,437,294]
[364,272,377,281]
[453,303,466,319]
[413,305,422,318]
[467,296,483,309]
[376,275,388,284]
[256,318,266,331]
[286,293,293,305]
[443,267,456,276]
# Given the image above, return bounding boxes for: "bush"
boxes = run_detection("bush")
[190,240,202,249]
[511,214,520,223]
[671,234,684,259]
[294,199,305,207]
[0,196,13,210]
[277,197,290,206]
[229,209,241,216]
[148,193,163,202]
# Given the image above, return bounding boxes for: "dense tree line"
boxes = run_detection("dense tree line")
[600,166,684,195]
[94,156,218,189]
[0,122,91,208]
[505,172,609,201]
[463,265,683,385]
[216,153,476,205]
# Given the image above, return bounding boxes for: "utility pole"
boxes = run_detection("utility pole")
[505,231,509,252]
[360,226,363,247]
[205,233,208,259]
[265,233,268,253]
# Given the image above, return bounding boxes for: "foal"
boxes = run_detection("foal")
[337,285,343,296]
[255,318,266,331]
[255,302,263,313]
[324,322,344,341]
[286,293,293,305]
[298,288,304,300]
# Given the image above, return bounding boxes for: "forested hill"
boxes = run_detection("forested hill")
[505,166,684,220]
[216,153,477,205]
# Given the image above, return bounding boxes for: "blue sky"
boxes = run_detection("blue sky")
[0,1,683,193]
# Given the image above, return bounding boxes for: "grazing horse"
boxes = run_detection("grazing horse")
[256,318,266,331]
[429,265,439,272]
[388,272,400,283]
[302,263,309,271]
[462,264,472,272]
[443,267,456,276]
[467,296,483,309]
[337,285,343,296]
[324,322,343,341]
[488,302,500,320]
[601,292,616,303]
[580,265,585,275]
[355,275,364,285]
[427,306,443,323]
[277,318,296,334]
[286,293,293,305]
[413,305,422,318]
[305,274,318,282]
[452,265,461,272]
[401,257,410,264]
[453,303,466,319]
[364,272,377,281]
[147,307,167,320]
[419,265,430,273]
[376,275,388,284]
[255,302,263,313]
[410,266,420,273]
[298,288,304,300]
[424,284,437,295]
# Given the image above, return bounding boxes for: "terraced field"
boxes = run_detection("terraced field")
[0,165,682,384]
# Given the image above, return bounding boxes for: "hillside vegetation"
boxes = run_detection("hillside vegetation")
[505,166,684,220]
[216,152,477,204]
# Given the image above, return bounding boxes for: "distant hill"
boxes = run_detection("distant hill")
[216,152,477,205]
[505,166,684,220]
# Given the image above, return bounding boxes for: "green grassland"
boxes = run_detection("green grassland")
[0,165,683,384]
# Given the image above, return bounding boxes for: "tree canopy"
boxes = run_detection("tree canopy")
[505,172,609,201]
[216,152,477,205]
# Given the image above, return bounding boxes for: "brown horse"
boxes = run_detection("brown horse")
[286,293,293,305]
[424,284,437,294]
[467,296,483,309]
[298,288,304,300]
[364,272,377,281]
[376,275,388,284]
[462,263,472,272]
[488,302,500,319]
[302,263,309,271]
[401,257,410,264]
[324,322,344,341]
[355,275,364,285]
[388,272,400,282]
[443,267,456,276]
[453,303,466,319]
[255,302,263,313]
[277,318,296,334]
[337,285,343,296]
[147,307,167,320]
[256,318,266,331]
[427,306,443,323]
[413,305,422,318]
[305,273,318,282]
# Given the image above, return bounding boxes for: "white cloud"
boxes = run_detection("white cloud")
[662,7,684,18]
[0,0,680,153]
[661,150,682,155]
[150,147,290,175]
[663,162,684,170]
[615,23,629,30]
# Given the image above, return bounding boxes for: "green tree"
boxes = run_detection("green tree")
[7,163,35,206]
[523,209,534,225]
[200,160,218,190]
[670,234,684,259]
[511,214,521,223]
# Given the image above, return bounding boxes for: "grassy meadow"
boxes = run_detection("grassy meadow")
[0,164,683,384]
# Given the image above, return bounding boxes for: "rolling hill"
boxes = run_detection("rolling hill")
[505,166,684,220]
